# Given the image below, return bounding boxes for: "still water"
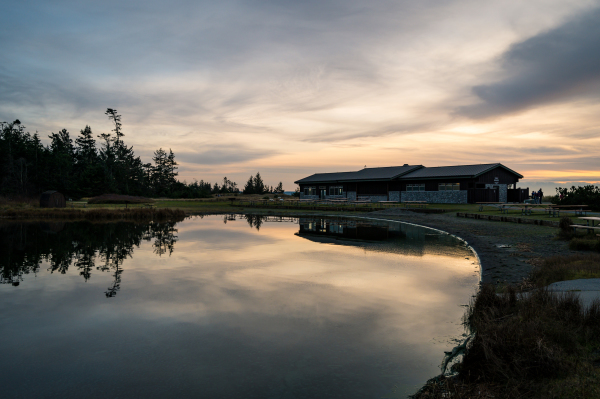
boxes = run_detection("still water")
[0,215,479,398]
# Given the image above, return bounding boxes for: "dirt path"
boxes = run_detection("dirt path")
[365,209,576,285]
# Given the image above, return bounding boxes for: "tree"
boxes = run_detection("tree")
[97,132,117,193]
[74,125,102,196]
[275,182,284,193]
[105,108,123,143]
[151,148,178,196]
[48,128,75,194]
[253,172,265,194]
[243,175,254,194]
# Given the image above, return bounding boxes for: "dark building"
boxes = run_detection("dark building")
[39,190,66,208]
[294,163,527,204]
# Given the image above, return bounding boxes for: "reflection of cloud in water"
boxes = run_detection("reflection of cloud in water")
[0,215,479,398]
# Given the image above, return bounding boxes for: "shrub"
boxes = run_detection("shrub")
[558,216,574,239]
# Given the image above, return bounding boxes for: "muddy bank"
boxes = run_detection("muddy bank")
[364,208,576,285]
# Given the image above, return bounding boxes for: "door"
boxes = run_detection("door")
[320,189,327,199]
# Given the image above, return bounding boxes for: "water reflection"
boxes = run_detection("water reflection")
[0,221,181,296]
[0,215,479,398]
[297,217,468,258]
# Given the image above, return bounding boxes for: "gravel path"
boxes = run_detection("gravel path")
[364,209,577,285]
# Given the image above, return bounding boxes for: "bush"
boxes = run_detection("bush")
[558,216,574,239]
[553,185,600,211]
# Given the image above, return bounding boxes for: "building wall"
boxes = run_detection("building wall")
[346,191,357,201]
[357,195,388,202]
[389,191,400,202]
[401,190,468,204]
[485,184,507,202]
[299,193,319,200]
[477,167,520,185]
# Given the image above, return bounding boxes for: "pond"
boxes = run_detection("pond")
[0,215,479,398]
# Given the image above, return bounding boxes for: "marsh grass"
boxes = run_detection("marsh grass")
[0,207,185,221]
[526,254,600,287]
[413,284,600,399]
[569,238,600,251]
[0,196,38,209]
[88,194,153,204]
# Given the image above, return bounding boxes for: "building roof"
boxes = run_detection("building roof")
[401,163,523,179]
[295,163,523,184]
[294,165,423,184]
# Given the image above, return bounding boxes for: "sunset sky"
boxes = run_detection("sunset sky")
[1,0,599,191]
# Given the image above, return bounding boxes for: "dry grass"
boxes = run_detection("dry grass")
[0,196,39,209]
[413,284,600,399]
[0,207,185,221]
[528,254,600,287]
[87,194,154,204]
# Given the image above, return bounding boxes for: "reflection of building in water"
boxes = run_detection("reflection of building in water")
[296,217,469,258]
[297,218,401,241]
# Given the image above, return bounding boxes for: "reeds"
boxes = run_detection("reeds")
[0,207,185,222]
[529,253,600,286]
[413,283,600,399]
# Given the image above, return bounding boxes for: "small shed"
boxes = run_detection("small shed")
[40,191,66,208]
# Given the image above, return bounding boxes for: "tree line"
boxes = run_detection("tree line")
[0,109,284,198]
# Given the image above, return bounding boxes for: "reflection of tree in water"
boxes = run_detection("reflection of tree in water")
[244,214,264,230]
[151,222,178,256]
[0,220,182,297]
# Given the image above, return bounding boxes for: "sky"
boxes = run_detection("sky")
[1,0,599,192]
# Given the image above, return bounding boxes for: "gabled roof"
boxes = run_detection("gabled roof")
[400,163,523,179]
[295,163,523,184]
[294,165,423,184]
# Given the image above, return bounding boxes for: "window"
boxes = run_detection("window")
[406,184,425,192]
[438,183,460,191]
[329,186,343,196]
[304,186,316,195]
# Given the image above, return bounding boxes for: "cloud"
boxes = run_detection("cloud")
[457,6,600,119]
[177,145,280,165]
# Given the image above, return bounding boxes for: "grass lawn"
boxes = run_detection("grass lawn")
[1,196,594,225]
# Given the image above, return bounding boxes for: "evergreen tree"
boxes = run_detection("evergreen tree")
[74,126,102,196]
[48,128,75,194]
[275,182,284,193]
[243,175,254,194]
[97,132,117,193]
[253,172,265,194]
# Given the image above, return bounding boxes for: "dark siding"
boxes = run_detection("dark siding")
[476,167,520,185]
[357,182,388,195]
[400,178,474,191]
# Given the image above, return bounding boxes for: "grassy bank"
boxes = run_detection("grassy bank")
[415,285,600,399]
[2,196,596,225]
[414,254,600,399]
[0,207,186,222]
[528,254,600,287]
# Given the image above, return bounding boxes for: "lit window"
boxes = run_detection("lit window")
[304,187,316,195]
